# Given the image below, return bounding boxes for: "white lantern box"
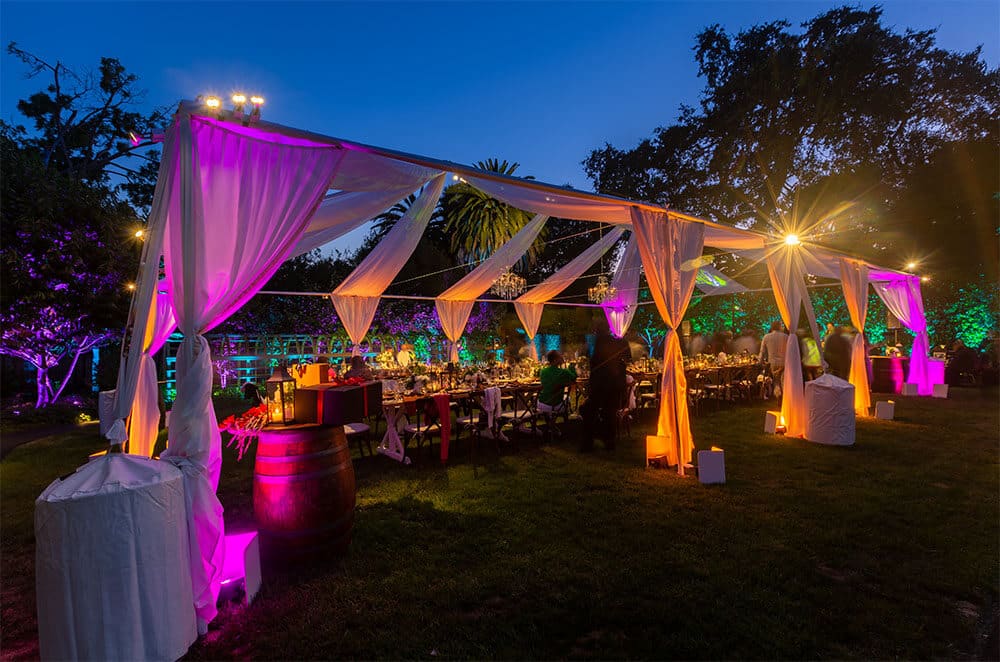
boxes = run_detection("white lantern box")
[697,447,726,485]
[901,383,919,396]
[764,411,784,434]
[932,383,949,399]
[875,400,895,420]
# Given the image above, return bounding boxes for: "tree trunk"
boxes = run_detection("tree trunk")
[35,366,53,408]
[51,343,88,404]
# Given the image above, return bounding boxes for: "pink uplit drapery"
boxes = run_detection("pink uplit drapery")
[436,213,548,361]
[840,258,871,415]
[331,174,446,353]
[873,276,932,395]
[766,247,811,438]
[161,114,342,632]
[631,209,704,471]
[602,233,641,338]
[514,227,625,359]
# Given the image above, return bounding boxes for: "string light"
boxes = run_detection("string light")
[784,234,801,246]
[134,229,144,239]
[906,261,917,270]
[126,283,136,291]
[921,275,931,283]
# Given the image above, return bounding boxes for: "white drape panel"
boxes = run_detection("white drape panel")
[514,227,624,346]
[293,188,415,257]
[840,259,871,415]
[161,114,342,631]
[873,276,932,395]
[466,176,630,223]
[334,149,441,191]
[702,226,767,251]
[631,209,704,470]
[331,174,446,351]
[111,127,178,429]
[602,234,641,338]
[435,213,548,361]
[766,248,811,438]
[127,288,177,457]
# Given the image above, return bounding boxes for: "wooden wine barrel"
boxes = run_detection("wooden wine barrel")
[253,423,355,560]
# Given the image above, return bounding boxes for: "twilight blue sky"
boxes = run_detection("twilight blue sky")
[2,1,997,251]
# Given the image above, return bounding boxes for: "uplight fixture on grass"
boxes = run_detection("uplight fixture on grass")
[265,364,296,425]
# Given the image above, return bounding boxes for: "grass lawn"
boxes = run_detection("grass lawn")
[2,389,998,659]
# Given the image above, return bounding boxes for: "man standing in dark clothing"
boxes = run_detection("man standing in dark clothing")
[581,329,629,450]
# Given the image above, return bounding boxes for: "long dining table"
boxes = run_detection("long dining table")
[376,382,544,465]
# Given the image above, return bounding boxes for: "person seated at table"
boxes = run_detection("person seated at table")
[538,351,576,417]
[344,355,374,381]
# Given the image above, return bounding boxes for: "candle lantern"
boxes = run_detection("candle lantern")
[265,364,296,425]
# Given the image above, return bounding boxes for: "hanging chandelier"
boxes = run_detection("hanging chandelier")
[490,268,527,299]
[588,275,617,304]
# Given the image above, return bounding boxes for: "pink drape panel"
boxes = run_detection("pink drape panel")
[602,234,641,338]
[514,227,624,349]
[766,248,809,438]
[161,115,342,632]
[631,209,704,470]
[435,213,548,361]
[331,174,446,351]
[873,276,932,395]
[840,259,871,414]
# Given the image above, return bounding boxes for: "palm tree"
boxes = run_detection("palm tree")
[371,190,445,244]
[441,159,545,270]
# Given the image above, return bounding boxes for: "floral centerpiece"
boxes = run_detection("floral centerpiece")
[219,403,268,460]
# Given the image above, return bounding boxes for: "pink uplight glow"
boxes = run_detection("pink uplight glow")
[221,531,258,586]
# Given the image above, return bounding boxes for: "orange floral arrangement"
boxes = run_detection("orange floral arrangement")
[219,403,268,460]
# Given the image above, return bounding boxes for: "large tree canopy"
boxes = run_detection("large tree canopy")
[583,6,999,279]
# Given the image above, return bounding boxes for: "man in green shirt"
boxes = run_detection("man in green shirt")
[538,350,577,417]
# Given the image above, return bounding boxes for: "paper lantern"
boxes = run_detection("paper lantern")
[265,365,296,425]
[697,447,726,484]
[764,411,785,434]
[875,400,895,420]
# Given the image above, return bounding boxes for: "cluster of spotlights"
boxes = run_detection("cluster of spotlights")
[904,261,931,283]
[202,93,265,126]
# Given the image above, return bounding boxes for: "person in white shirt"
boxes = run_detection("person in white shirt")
[759,321,789,396]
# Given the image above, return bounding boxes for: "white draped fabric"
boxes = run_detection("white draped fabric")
[161,114,342,631]
[766,247,811,438]
[839,259,871,415]
[293,188,416,257]
[631,209,704,471]
[873,276,933,395]
[331,174,446,352]
[110,129,178,437]
[602,234,641,338]
[466,176,631,223]
[514,228,625,357]
[436,213,548,361]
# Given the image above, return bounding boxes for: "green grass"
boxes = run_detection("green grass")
[2,390,997,659]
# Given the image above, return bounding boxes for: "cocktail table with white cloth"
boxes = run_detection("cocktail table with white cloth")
[35,453,197,661]
[804,374,856,446]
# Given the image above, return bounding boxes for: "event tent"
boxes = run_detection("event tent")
[109,99,934,631]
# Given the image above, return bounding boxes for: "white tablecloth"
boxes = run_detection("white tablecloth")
[805,374,856,446]
[35,454,197,661]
